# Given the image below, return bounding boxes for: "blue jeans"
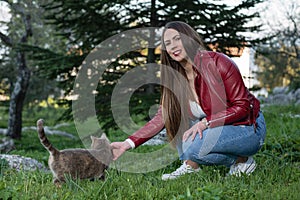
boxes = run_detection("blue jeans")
[177,112,266,167]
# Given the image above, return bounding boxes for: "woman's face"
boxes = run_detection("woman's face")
[163,28,187,63]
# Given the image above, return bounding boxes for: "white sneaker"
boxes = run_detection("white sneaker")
[162,161,200,180]
[228,156,257,177]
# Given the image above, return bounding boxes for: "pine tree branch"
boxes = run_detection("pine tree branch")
[0,31,12,47]
[20,14,32,43]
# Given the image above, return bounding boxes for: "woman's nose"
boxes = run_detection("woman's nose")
[170,42,177,50]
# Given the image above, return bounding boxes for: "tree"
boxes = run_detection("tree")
[0,0,66,138]
[0,1,33,139]
[255,0,300,91]
[39,0,266,132]
[33,0,130,130]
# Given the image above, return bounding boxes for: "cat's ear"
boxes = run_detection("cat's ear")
[90,135,96,141]
[100,133,107,139]
[100,133,110,142]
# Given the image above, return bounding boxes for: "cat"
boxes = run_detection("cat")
[36,119,112,186]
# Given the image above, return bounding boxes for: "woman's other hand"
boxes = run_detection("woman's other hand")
[182,119,207,141]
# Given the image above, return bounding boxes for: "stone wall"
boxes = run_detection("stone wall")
[258,87,300,105]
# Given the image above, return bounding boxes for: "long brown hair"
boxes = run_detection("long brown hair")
[160,21,205,145]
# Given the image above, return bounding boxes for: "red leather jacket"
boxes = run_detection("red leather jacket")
[128,51,260,148]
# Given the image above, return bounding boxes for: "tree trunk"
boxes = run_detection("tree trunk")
[146,0,157,95]
[7,51,30,139]
[2,5,33,139]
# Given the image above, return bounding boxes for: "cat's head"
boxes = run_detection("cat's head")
[90,133,113,165]
[90,133,111,150]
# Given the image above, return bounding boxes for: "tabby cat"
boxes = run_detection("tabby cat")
[36,119,112,185]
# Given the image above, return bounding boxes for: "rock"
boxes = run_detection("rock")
[271,93,293,105]
[273,87,288,94]
[294,88,300,99]
[0,128,7,135]
[0,137,15,153]
[143,129,167,146]
[22,125,76,139]
[259,86,300,105]
[0,154,49,172]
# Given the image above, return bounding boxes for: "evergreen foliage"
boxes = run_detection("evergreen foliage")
[1,0,267,134]
[36,0,266,132]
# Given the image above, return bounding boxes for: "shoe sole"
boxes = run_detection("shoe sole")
[162,169,201,180]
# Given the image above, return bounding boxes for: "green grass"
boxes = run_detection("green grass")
[0,104,300,199]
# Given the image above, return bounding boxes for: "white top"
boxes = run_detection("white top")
[189,100,206,119]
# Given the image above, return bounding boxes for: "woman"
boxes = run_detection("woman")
[111,21,266,180]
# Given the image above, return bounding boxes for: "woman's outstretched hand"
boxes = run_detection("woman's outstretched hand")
[111,141,131,161]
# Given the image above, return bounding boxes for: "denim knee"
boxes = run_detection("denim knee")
[182,137,206,161]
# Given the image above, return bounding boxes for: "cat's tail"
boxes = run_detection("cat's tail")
[37,119,59,156]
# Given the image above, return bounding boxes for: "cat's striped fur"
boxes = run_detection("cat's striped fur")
[37,119,112,185]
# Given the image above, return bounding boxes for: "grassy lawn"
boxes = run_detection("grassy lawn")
[0,104,299,199]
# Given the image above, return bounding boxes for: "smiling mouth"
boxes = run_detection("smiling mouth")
[173,50,181,57]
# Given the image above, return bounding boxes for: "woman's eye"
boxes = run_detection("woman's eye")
[175,36,181,41]
[165,42,170,46]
